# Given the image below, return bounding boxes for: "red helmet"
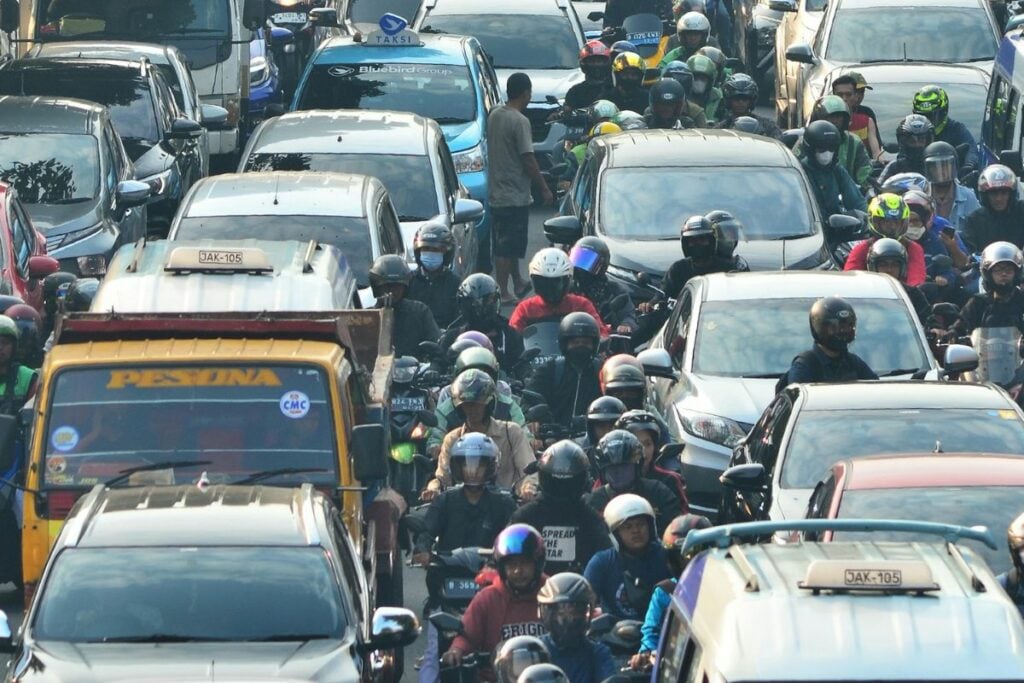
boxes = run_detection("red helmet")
[579,39,611,64]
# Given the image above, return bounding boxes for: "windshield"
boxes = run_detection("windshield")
[296,63,476,125]
[175,213,374,282]
[826,7,995,63]
[349,0,422,25]
[782,409,1024,489]
[420,15,579,69]
[0,133,99,204]
[244,152,440,222]
[860,81,987,145]
[832,486,1023,573]
[599,167,815,239]
[36,0,231,39]
[33,547,346,642]
[43,365,338,488]
[693,298,930,377]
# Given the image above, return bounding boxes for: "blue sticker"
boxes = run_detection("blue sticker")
[379,13,408,36]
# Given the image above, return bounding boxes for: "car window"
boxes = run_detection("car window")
[656,611,690,683]
[419,14,579,70]
[330,512,363,616]
[152,70,180,127]
[9,200,31,274]
[869,81,988,146]
[666,291,694,369]
[439,142,458,215]
[102,126,120,194]
[984,75,1020,155]
[473,49,496,112]
[748,394,792,473]
[378,197,404,256]
[825,7,996,63]
[0,133,101,203]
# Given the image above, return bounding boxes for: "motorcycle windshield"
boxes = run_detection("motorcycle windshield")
[622,14,663,58]
[521,322,562,357]
[967,327,1021,386]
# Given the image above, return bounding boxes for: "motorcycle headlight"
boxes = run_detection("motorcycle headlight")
[677,408,747,447]
[140,168,174,198]
[250,56,269,86]
[77,254,107,277]
[453,144,485,174]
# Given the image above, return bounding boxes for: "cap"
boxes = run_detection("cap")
[834,71,872,91]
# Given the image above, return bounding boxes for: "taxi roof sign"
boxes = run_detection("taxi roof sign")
[164,246,273,274]
[798,559,940,593]
[364,13,421,46]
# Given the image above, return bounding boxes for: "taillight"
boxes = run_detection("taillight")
[44,490,84,519]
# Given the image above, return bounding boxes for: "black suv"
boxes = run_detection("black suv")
[0,57,207,236]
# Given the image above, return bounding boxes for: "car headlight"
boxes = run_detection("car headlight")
[47,223,102,252]
[453,144,485,174]
[250,55,269,86]
[140,168,174,198]
[677,408,747,447]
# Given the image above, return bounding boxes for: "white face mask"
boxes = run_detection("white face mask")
[691,78,708,95]
[905,225,926,241]
[815,150,835,166]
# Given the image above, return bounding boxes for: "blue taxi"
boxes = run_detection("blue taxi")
[294,12,501,269]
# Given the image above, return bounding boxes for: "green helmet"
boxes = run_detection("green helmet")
[686,54,716,82]
[811,95,850,131]
[0,315,19,344]
[454,347,500,380]
[451,368,496,410]
[912,85,949,132]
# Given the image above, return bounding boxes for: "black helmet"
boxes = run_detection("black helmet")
[536,573,596,649]
[516,664,570,683]
[680,214,717,261]
[600,357,646,409]
[494,637,551,683]
[704,209,742,258]
[368,254,412,298]
[661,514,712,573]
[42,271,76,319]
[451,368,497,418]
[595,428,643,492]
[804,118,841,156]
[923,141,958,185]
[392,355,420,385]
[457,273,501,325]
[569,236,611,281]
[809,296,857,353]
[586,395,627,445]
[455,346,500,380]
[558,312,600,357]
[537,439,592,501]
[413,221,455,271]
[450,432,499,489]
[980,241,1024,294]
[732,116,763,135]
[722,73,758,102]
[662,60,693,92]
[866,237,908,281]
[1009,510,1024,575]
[493,524,546,593]
[6,303,42,368]
[615,409,661,443]
[64,277,99,313]
[896,114,934,162]
[649,77,686,110]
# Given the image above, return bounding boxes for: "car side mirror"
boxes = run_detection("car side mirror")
[453,198,483,224]
[269,25,295,46]
[351,423,387,481]
[200,103,230,130]
[943,343,979,375]
[719,463,766,492]
[637,348,677,379]
[166,117,204,141]
[115,180,151,208]
[309,7,340,27]
[780,127,802,149]
[0,609,12,654]
[543,215,582,245]
[827,213,863,239]
[587,10,605,21]
[769,0,797,10]
[1000,149,1023,176]
[0,0,18,34]
[27,255,59,280]
[366,607,420,651]
[784,42,817,64]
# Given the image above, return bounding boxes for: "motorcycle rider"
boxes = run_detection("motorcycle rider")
[799,120,866,218]
[565,41,615,110]
[369,254,440,358]
[5,303,44,369]
[953,242,1024,335]
[407,221,461,328]
[776,297,878,391]
[658,213,749,301]
[865,238,931,320]
[644,77,696,129]
[997,511,1024,617]
[831,72,883,160]
[510,249,609,336]
[602,52,650,113]
[614,110,647,130]
[715,73,781,139]
[615,409,688,510]
[584,493,673,620]
[924,141,980,232]
[599,355,649,411]
[880,114,935,182]
[661,12,718,63]
[685,54,722,123]
[442,274,526,376]
[580,396,628,467]
[602,0,673,28]
[495,637,552,683]
[525,312,604,427]
[902,190,967,295]
[660,61,708,126]
[537,573,616,683]
[511,441,614,575]
[796,95,871,190]
[697,46,729,87]
[912,85,979,181]
[569,236,637,334]
[963,164,1024,252]
[844,193,927,286]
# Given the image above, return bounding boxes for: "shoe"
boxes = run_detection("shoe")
[514,282,532,298]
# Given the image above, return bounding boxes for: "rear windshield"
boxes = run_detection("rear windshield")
[42,364,337,488]
[419,15,579,69]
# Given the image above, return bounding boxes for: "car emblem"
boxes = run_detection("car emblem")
[379,12,408,36]
[328,65,355,77]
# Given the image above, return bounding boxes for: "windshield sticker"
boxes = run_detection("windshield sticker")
[50,426,79,453]
[46,455,67,475]
[280,391,311,419]
[107,368,282,389]
[339,64,457,77]
[328,65,356,77]
[999,409,1017,420]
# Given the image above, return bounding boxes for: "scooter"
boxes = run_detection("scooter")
[389,360,439,507]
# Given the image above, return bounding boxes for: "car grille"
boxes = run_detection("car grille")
[525,104,559,144]
[46,233,67,252]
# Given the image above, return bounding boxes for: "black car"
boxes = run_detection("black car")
[0,484,419,683]
[0,57,206,236]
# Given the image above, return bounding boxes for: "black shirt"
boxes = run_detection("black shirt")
[955,289,1024,335]
[510,495,613,574]
[565,80,608,110]
[413,485,517,554]
[784,344,878,386]
[584,478,682,534]
[526,356,603,426]
[407,269,460,329]
[962,201,1024,252]
[440,316,526,375]
[391,297,441,358]
[662,255,748,300]
[601,85,651,115]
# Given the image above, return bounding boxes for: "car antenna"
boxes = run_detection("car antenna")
[273,175,279,206]
[903,42,908,62]
[933,440,943,453]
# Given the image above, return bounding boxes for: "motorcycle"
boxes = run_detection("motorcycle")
[389,360,439,507]
[265,0,322,97]
[963,326,1024,402]
[619,14,672,84]
[521,322,562,368]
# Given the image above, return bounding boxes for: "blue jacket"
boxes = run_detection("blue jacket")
[584,542,672,620]
[640,584,672,652]
[918,217,957,285]
[540,634,616,683]
[936,118,979,172]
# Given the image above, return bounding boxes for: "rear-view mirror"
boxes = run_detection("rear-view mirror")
[351,423,387,481]
[637,348,677,379]
[943,344,979,375]
[543,215,583,245]
[116,180,150,208]
[0,0,18,34]
[200,103,230,130]
[166,117,203,140]
[27,255,59,280]
[719,463,766,492]
[784,43,816,64]
[1000,149,1023,176]
[587,10,605,22]
[454,198,484,224]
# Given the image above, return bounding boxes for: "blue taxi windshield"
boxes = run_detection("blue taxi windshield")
[296,62,476,124]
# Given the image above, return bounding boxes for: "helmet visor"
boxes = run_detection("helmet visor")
[569,245,606,275]
[873,218,907,239]
[602,462,637,492]
[453,455,494,487]
[924,156,956,184]
[532,275,570,304]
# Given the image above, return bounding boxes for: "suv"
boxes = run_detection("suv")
[0,484,419,683]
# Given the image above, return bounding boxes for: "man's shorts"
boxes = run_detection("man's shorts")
[491,205,530,258]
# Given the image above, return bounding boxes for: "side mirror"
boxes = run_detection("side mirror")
[543,215,582,245]
[637,348,677,379]
[309,7,340,27]
[269,25,295,46]
[658,442,684,463]
[547,162,569,179]
[826,213,863,239]
[769,0,797,10]
[719,463,767,492]
[27,255,59,280]
[883,141,899,154]
[724,57,743,73]
[1000,149,1024,176]
[242,0,265,28]
[351,423,387,481]
[115,180,151,208]
[0,0,18,34]
[0,609,12,654]
[587,10,605,21]
[166,117,204,141]
[943,343,979,375]
[784,42,817,64]
[453,198,484,224]
[428,611,463,635]
[780,127,802,149]
[200,103,230,130]
[366,607,421,651]
[546,95,559,105]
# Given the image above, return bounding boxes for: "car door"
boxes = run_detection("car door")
[776,0,827,122]
[154,70,202,190]
[105,123,146,243]
[650,287,695,436]
[802,471,837,540]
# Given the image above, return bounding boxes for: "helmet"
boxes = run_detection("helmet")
[392,356,420,385]
[722,73,758,103]
[42,271,76,319]
[649,77,686,110]
[980,241,1024,294]
[579,39,611,66]
[614,110,646,130]
[923,141,959,185]
[912,85,949,131]
[570,236,611,282]
[609,40,638,61]
[603,492,656,543]
[612,52,644,89]
[600,353,645,392]
[680,214,717,261]
[880,172,930,196]
[588,121,622,139]
[677,11,711,42]
[866,237,908,281]
[492,523,546,593]
[536,573,596,648]
[902,189,934,236]
[454,346,500,380]
[704,209,743,258]
[457,273,501,325]
[529,248,573,305]
[537,440,591,500]
[0,315,20,345]
[809,296,857,353]
[595,429,643,493]
[697,45,725,71]
[896,114,935,160]
[517,664,570,683]
[803,120,841,168]
[662,513,712,572]
[413,221,454,271]
[1008,510,1024,575]
[686,55,716,96]
[368,254,412,297]
[810,95,850,132]
[451,368,497,416]
[588,99,620,123]
[447,338,482,367]
[456,330,495,353]
[732,116,763,135]
[615,409,661,443]
[557,311,600,357]
[662,60,693,92]
[673,0,708,18]
[494,637,551,683]
[867,193,910,239]
[586,395,627,445]
[64,277,99,313]
[449,432,499,488]
[978,164,1019,210]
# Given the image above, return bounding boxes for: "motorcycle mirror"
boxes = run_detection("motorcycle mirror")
[418,340,443,359]
[929,254,953,270]
[883,141,899,154]
[525,404,552,423]
[428,611,464,635]
[587,612,615,636]
[780,128,803,149]
[658,443,684,462]
[587,10,605,21]
[930,302,960,320]
[418,369,441,386]
[417,410,438,427]
[607,334,633,355]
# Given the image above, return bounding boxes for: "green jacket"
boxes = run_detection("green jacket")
[795,131,872,189]
[0,364,35,416]
[696,88,723,125]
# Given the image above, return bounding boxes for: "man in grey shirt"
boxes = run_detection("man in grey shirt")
[487,72,554,304]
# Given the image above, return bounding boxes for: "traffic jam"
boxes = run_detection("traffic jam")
[0,0,1024,681]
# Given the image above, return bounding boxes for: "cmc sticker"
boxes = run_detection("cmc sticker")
[50,425,80,453]
[280,391,310,419]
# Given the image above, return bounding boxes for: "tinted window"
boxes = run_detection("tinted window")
[33,547,347,641]
[10,204,32,272]
[864,81,988,145]
[600,167,816,239]
[296,63,476,124]
[420,15,579,69]
[37,0,231,39]
[0,133,100,203]
[826,7,995,63]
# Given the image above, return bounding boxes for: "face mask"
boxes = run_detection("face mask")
[582,65,609,82]
[691,78,708,95]
[905,225,925,241]
[815,150,835,166]
[419,252,444,272]
[565,345,594,368]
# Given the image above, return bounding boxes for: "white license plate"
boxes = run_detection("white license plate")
[272,12,306,23]
[844,569,903,587]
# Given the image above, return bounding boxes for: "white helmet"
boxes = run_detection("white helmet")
[529,248,573,278]
[677,11,711,36]
[603,493,655,533]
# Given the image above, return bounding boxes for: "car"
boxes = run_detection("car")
[167,171,405,306]
[412,0,585,168]
[0,96,149,276]
[340,0,423,33]
[718,381,1024,525]
[979,28,1024,168]
[0,57,207,235]
[733,0,785,100]
[804,454,1024,573]
[0,483,420,683]
[0,182,59,315]
[247,30,285,135]
[644,270,947,516]
[777,0,999,128]
[545,129,834,303]
[573,0,604,38]
[237,110,481,280]
[772,0,828,125]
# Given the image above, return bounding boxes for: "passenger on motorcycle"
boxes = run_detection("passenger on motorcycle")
[494,636,552,683]
[662,12,718,64]
[442,274,526,376]
[924,141,980,232]
[510,249,610,335]
[644,78,696,129]
[880,114,935,183]
[407,221,461,329]
[584,493,673,620]
[537,573,616,683]
[370,254,440,358]
[685,54,722,123]
[997,510,1024,617]
[511,441,613,575]
[844,193,927,286]
[963,164,1024,252]
[912,85,979,181]
[901,190,966,294]
[615,409,688,510]
[570,236,637,334]
[565,41,615,111]
[660,61,708,127]
[584,429,682,533]
[659,214,750,301]
[609,40,639,62]
[602,52,650,113]
[580,396,628,468]
[602,0,674,28]
[525,312,604,427]
[831,72,883,160]
[715,74,781,139]
[6,303,43,369]
[697,46,729,87]
[795,95,871,190]
[865,238,931,320]
[800,120,866,218]
[953,242,1024,335]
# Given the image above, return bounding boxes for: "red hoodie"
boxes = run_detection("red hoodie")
[843,238,926,286]
[509,294,610,336]
[450,575,547,656]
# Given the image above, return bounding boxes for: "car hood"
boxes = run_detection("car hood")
[604,233,827,275]
[683,374,777,428]
[25,201,103,236]
[496,68,583,101]
[440,119,482,154]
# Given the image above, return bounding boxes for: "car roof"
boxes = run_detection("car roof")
[183,172,373,219]
[248,109,435,155]
[63,485,327,548]
[836,0,985,9]
[829,63,990,86]
[314,34,471,66]
[597,129,799,168]
[423,0,567,15]
[1,57,148,78]
[839,454,1024,490]
[0,95,105,134]
[798,381,1014,411]
[30,41,178,66]
[699,270,901,302]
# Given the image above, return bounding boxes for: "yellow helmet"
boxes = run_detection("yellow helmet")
[612,51,644,73]
[867,192,910,239]
[588,121,623,139]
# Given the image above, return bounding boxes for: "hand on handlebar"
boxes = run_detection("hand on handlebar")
[441,649,464,668]
[411,551,431,567]
[629,652,654,671]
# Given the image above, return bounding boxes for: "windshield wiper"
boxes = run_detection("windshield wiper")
[97,634,229,643]
[768,233,813,240]
[879,368,923,377]
[245,633,334,642]
[740,372,784,378]
[105,460,212,487]
[398,215,430,222]
[234,467,328,485]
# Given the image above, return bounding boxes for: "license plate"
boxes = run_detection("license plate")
[442,577,478,599]
[627,30,660,45]
[272,11,306,23]
[391,396,426,411]
[844,569,903,587]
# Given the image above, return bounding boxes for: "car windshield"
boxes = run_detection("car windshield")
[36,0,231,39]
[348,0,422,25]
[420,15,579,69]
[692,298,929,377]
[244,152,440,222]
[296,63,476,124]
[599,167,816,239]
[0,133,99,203]
[33,547,346,642]
[860,81,987,145]
[832,486,1023,573]
[826,7,995,63]
[42,364,338,488]
[175,214,375,283]
[782,409,1024,489]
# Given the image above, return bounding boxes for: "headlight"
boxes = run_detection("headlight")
[250,56,269,86]
[453,144,485,174]
[607,263,640,284]
[77,254,107,277]
[47,223,102,251]
[677,408,747,447]
[140,169,174,198]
